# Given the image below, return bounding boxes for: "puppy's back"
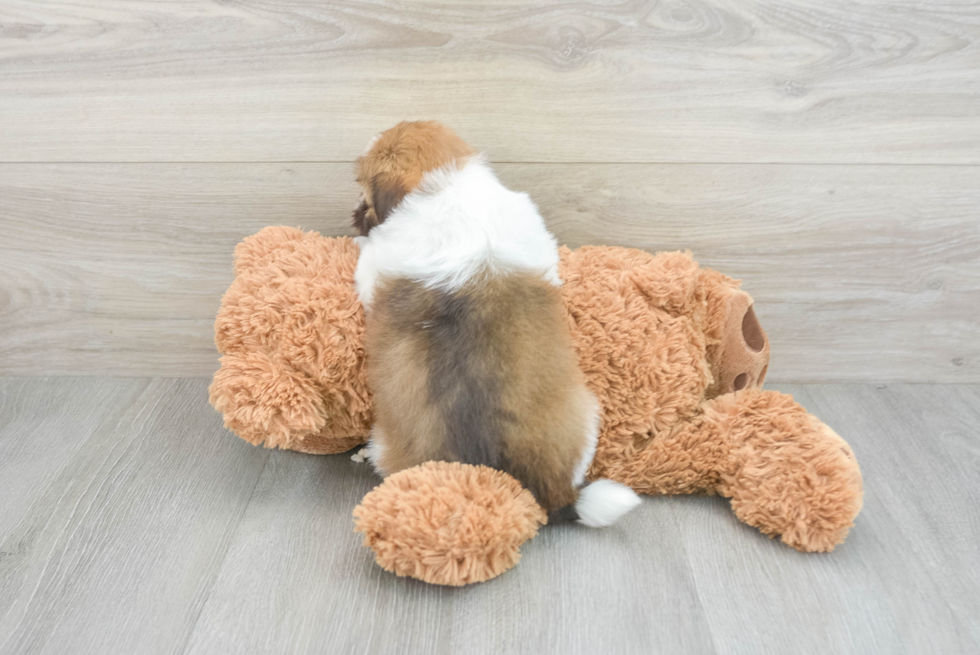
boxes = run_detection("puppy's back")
[367,270,591,512]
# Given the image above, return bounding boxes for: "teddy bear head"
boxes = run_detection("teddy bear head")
[210,227,372,454]
[556,245,770,479]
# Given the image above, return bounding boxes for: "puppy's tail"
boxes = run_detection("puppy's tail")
[550,479,642,527]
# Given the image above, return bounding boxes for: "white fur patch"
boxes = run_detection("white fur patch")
[572,393,601,487]
[364,429,388,477]
[353,236,381,308]
[354,159,561,310]
[575,479,641,528]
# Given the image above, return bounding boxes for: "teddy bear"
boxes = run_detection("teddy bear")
[210,226,863,585]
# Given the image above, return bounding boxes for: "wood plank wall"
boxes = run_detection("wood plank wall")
[1,0,978,381]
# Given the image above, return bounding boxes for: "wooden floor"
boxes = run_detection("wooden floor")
[0,377,977,655]
[2,1,978,653]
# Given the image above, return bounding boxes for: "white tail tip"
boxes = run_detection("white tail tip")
[575,479,642,527]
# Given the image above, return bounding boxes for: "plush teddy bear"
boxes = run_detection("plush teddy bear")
[211,226,863,585]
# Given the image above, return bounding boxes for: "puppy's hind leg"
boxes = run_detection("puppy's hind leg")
[359,427,389,477]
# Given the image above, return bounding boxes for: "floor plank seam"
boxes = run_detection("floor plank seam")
[669,505,722,655]
[172,449,271,655]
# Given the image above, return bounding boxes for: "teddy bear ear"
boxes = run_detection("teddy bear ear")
[232,226,306,276]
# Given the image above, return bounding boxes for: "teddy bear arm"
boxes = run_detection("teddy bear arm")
[597,388,863,552]
[705,389,864,552]
[593,418,734,497]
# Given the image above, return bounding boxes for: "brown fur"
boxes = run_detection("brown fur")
[351,121,474,235]
[366,271,589,513]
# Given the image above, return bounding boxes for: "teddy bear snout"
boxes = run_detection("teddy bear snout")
[742,305,766,353]
[711,293,771,397]
[733,308,770,389]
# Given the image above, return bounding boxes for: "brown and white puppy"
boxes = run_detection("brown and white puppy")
[352,121,639,526]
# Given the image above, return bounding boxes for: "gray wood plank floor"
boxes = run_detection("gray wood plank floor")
[1,378,977,654]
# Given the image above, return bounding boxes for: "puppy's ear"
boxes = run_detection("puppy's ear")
[371,173,407,224]
[352,198,372,236]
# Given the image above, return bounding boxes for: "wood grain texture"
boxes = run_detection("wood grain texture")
[182,447,716,655]
[0,378,144,537]
[686,383,980,654]
[1,378,978,654]
[0,0,978,163]
[1,162,977,381]
[0,378,269,655]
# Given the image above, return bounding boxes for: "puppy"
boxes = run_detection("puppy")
[352,121,640,526]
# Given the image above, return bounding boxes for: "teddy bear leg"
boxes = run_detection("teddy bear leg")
[710,389,864,552]
[353,461,547,585]
[592,415,734,497]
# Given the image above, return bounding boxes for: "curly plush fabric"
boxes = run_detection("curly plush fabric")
[353,461,547,586]
[211,228,863,565]
[558,246,719,482]
[210,227,370,453]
